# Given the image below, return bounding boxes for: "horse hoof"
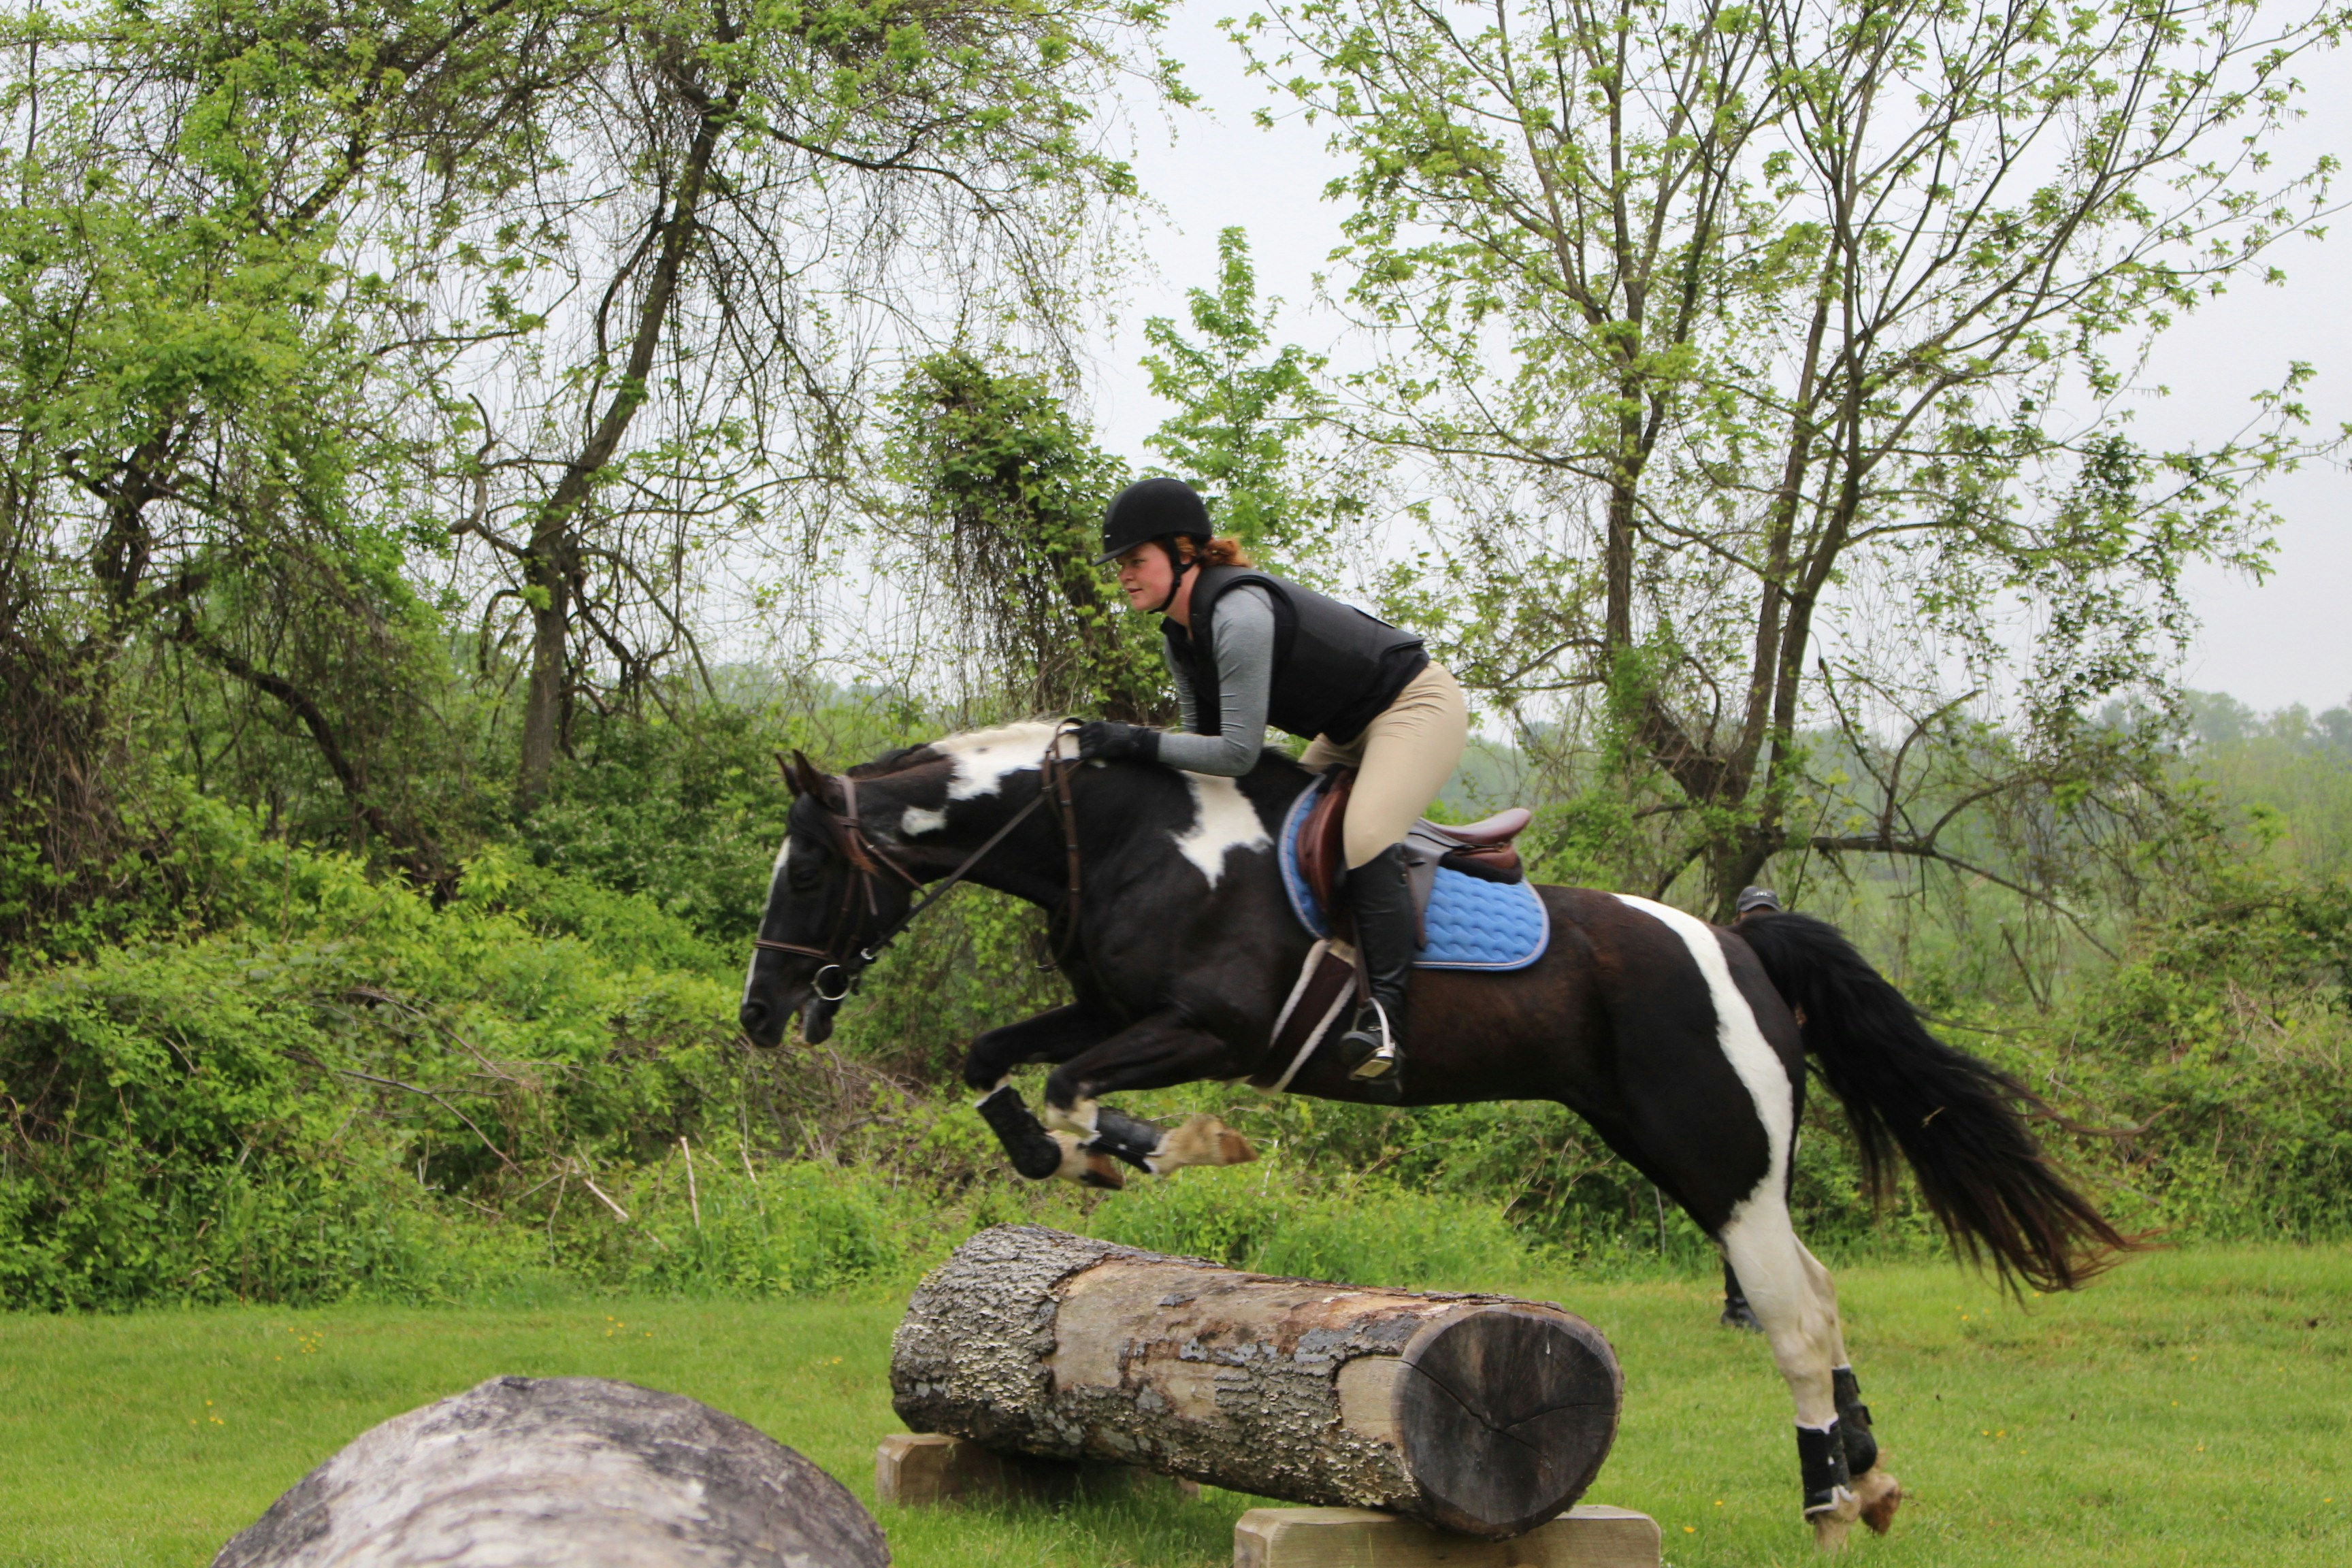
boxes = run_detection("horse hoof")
[1154,1113,1258,1170]
[1857,1469,1901,1534]
[1810,1515,1851,1553]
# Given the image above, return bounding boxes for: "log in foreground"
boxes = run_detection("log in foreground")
[214,1375,887,1568]
[890,1224,1622,1539]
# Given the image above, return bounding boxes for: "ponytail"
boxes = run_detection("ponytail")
[1173,535,1254,570]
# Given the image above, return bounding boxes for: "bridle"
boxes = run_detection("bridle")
[753,725,1085,1006]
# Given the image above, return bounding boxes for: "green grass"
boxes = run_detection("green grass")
[0,1244,2345,1567]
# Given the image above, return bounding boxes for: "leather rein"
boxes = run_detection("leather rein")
[753,728,1084,1004]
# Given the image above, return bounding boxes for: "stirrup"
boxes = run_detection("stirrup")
[1336,999,1400,1080]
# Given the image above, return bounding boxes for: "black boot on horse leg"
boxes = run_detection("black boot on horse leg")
[1833,1365,1900,1533]
[1335,844,1415,1100]
[973,1083,1124,1189]
[1083,1103,1259,1175]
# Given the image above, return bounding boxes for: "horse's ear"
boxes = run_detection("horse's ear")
[790,749,828,798]
[774,751,800,796]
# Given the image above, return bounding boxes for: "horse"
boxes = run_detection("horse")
[737,721,2133,1548]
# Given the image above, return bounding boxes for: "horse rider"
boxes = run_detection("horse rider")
[1073,476,1468,1098]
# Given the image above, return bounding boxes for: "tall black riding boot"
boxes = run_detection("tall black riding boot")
[1335,844,1416,1100]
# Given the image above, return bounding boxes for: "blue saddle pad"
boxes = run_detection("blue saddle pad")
[1277,777,1550,972]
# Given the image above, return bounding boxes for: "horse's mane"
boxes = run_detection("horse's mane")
[842,719,1314,786]
[845,745,938,779]
[842,720,1065,780]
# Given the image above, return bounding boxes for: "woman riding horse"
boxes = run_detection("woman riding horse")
[1074,476,1466,1097]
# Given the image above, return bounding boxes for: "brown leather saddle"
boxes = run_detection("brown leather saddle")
[1296,768,1532,930]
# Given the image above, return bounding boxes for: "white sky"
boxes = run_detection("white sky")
[1077,6,2352,715]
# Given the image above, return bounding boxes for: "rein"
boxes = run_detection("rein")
[754,726,1085,1004]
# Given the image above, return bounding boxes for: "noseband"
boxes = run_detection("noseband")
[753,728,1085,1006]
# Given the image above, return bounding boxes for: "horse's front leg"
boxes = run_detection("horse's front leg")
[1039,1012,1258,1176]
[962,1004,1126,1188]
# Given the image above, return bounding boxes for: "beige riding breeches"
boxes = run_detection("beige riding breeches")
[1300,663,1470,868]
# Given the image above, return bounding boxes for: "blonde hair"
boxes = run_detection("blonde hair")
[1172,535,1254,569]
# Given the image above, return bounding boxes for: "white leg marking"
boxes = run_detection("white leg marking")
[1049,1131,1124,1188]
[1043,1096,1100,1139]
[1612,894,1842,1433]
[1173,772,1271,887]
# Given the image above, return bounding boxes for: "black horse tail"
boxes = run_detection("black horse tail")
[1735,909,2136,1292]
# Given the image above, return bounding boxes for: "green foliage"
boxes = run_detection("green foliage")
[1140,227,1345,568]
[1086,1158,1540,1289]
[881,349,1166,720]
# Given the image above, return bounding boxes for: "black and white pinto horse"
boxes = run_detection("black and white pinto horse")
[738,723,2130,1546]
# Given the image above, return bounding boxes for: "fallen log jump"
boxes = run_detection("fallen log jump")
[888,1224,1624,1540]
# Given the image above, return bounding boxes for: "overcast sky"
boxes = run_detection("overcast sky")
[1077,7,2352,715]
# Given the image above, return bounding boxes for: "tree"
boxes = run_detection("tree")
[1140,226,1338,564]
[1239,0,2348,917]
[0,1,587,906]
[881,350,1162,720]
[420,0,1167,810]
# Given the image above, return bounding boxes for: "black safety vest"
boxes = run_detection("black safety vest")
[1163,566,1428,744]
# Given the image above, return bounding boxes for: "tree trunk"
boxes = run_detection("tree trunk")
[510,78,734,812]
[514,562,570,812]
[214,1375,886,1568]
[890,1224,1621,1540]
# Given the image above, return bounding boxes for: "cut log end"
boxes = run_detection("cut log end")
[1396,1305,1623,1538]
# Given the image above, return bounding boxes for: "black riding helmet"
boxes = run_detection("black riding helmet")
[1096,476,1211,565]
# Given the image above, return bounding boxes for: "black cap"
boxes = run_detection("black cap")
[1735,886,1784,916]
[1097,476,1211,564]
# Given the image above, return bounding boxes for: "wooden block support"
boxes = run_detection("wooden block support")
[875,1433,1198,1507]
[1233,1505,1661,1568]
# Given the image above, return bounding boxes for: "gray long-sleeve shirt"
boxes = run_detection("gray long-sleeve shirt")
[1155,584,1274,777]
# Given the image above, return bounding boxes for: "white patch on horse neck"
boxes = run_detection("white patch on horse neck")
[1175,772,1271,887]
[1610,894,1793,1192]
[898,805,948,837]
[930,721,1073,801]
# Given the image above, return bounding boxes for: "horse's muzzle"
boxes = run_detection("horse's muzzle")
[738,994,790,1049]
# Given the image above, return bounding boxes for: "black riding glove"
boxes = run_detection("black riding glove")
[1075,720,1161,762]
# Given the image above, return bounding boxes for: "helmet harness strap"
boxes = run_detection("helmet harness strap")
[1149,541,1197,615]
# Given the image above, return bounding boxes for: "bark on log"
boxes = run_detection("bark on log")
[214,1375,887,1568]
[889,1224,1621,1539]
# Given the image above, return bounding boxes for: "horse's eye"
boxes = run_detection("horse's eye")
[788,855,823,892]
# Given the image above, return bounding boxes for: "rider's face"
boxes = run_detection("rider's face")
[1113,542,1179,611]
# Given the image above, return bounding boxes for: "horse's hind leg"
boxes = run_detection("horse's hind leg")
[1799,1241,1902,1534]
[1718,1198,1872,1548]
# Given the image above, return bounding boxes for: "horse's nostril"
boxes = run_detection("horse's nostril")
[738,1001,767,1033]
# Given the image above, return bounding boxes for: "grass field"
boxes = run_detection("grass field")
[1,1243,2345,1567]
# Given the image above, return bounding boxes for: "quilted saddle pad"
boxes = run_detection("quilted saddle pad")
[1276,778,1550,972]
